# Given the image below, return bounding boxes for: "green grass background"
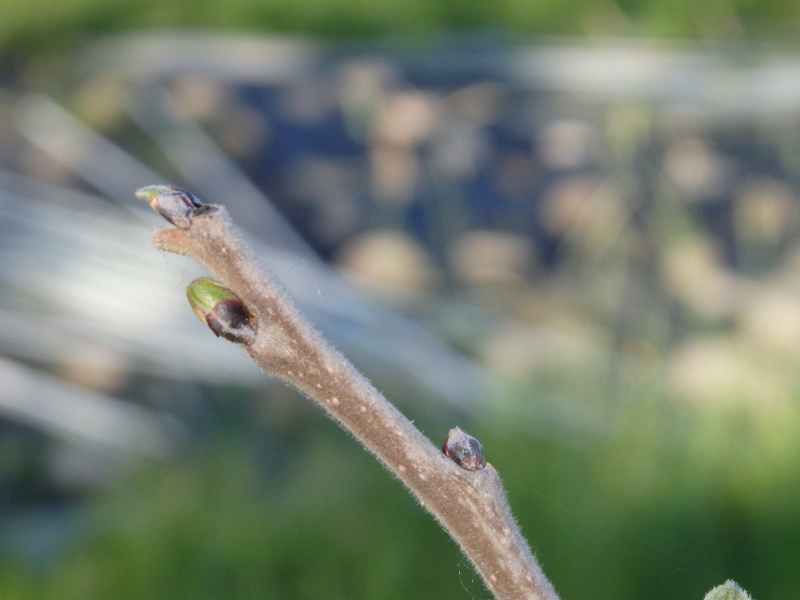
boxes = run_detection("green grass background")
[2,0,800,57]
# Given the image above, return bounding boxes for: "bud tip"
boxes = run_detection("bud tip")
[135,185,172,204]
[443,426,486,471]
[136,185,202,229]
[703,581,752,600]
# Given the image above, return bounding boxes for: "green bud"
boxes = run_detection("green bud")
[136,185,202,229]
[703,581,753,600]
[187,277,235,316]
[187,278,255,345]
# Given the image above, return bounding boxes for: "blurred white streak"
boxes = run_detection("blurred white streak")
[0,356,177,459]
[126,83,315,254]
[0,171,264,384]
[511,39,800,114]
[13,94,163,210]
[67,33,800,116]
[78,32,320,86]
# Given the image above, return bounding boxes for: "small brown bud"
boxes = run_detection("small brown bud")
[443,427,486,471]
[205,297,255,344]
[136,185,202,229]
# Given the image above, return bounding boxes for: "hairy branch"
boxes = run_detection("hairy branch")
[137,185,559,600]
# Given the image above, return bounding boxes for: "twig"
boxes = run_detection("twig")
[137,185,559,600]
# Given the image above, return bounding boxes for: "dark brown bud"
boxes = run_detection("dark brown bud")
[443,427,486,471]
[136,185,203,229]
[205,297,255,344]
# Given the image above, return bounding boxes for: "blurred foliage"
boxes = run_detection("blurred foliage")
[1,369,798,599]
[2,0,800,59]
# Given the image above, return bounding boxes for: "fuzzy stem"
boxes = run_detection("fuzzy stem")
[150,201,559,600]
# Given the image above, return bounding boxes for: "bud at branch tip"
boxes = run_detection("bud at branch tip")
[136,184,203,229]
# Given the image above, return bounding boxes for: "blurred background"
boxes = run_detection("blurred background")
[1,1,800,599]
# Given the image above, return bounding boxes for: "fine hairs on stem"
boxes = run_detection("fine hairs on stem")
[137,185,560,600]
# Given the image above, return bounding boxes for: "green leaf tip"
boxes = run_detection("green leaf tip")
[136,184,202,229]
[187,278,255,345]
[135,185,173,203]
[187,277,236,315]
[703,580,753,600]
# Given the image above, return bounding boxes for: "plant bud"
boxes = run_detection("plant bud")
[703,581,752,600]
[187,278,255,345]
[136,185,202,229]
[443,427,486,471]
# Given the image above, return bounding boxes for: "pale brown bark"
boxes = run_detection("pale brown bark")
[148,197,559,600]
